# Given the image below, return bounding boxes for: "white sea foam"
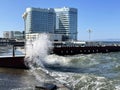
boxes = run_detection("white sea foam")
[24,33,99,69]
[25,33,52,68]
[24,33,54,85]
[45,54,70,66]
[24,33,118,89]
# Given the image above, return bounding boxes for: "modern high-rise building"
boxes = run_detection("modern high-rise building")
[54,7,77,41]
[23,7,77,41]
[23,8,55,34]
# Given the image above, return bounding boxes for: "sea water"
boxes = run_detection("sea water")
[46,53,120,90]
[0,34,120,90]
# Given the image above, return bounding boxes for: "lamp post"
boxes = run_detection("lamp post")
[88,29,92,41]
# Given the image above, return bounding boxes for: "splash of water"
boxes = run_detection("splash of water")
[24,33,55,87]
[24,33,118,89]
[25,33,52,68]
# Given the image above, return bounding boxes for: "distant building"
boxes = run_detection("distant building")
[26,33,62,41]
[3,31,24,40]
[23,7,77,41]
[54,7,77,41]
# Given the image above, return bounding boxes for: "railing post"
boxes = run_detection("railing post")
[13,45,15,57]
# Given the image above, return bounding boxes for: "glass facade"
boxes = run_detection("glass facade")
[23,7,77,41]
[54,7,77,41]
[23,8,55,34]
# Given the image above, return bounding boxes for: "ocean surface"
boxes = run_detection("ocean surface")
[0,47,120,90]
[0,35,120,90]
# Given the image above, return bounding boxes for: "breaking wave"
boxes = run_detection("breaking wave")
[24,33,120,90]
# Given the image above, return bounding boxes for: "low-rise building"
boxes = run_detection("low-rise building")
[3,31,24,40]
[25,33,63,41]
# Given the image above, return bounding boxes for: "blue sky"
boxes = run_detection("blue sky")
[0,0,120,40]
